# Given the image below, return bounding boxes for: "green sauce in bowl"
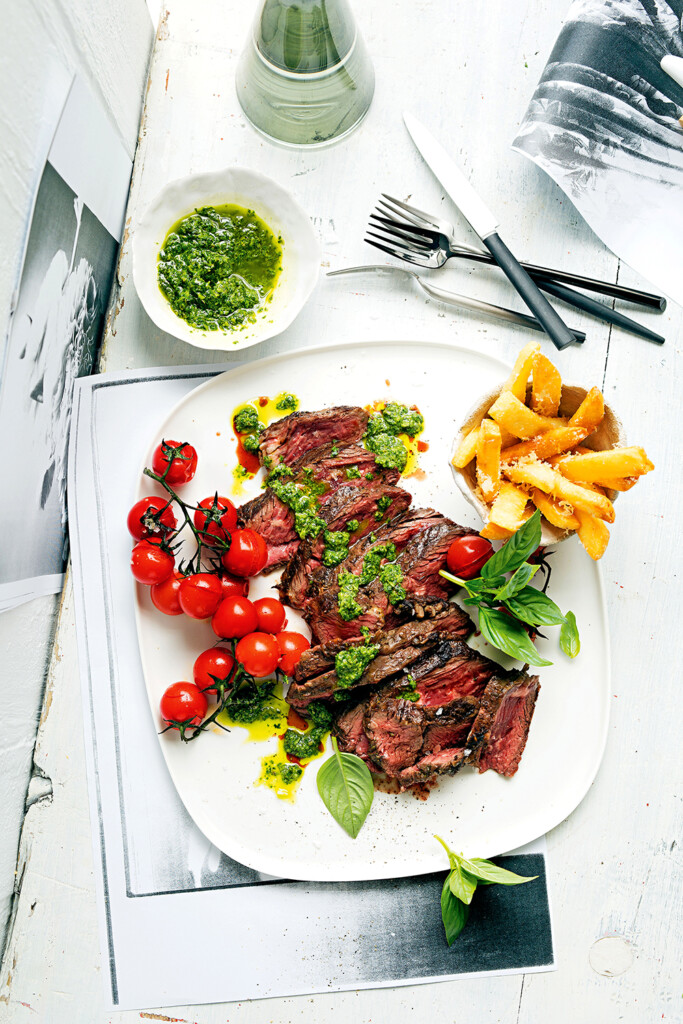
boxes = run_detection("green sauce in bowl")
[157,204,283,332]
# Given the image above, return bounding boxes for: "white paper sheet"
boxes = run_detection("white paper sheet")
[68,365,555,1012]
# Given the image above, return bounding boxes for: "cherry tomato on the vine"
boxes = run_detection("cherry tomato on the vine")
[253,597,286,634]
[220,573,249,600]
[276,631,311,676]
[235,632,280,678]
[193,646,235,699]
[152,439,198,486]
[160,681,207,728]
[445,534,494,580]
[194,496,238,545]
[178,573,223,619]
[127,495,177,540]
[150,570,184,615]
[211,595,258,639]
[221,528,267,577]
[131,538,175,585]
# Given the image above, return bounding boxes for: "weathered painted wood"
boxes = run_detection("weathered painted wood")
[2,0,681,1020]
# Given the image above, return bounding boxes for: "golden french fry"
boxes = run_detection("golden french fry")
[568,386,604,431]
[530,488,580,531]
[476,419,501,502]
[452,426,480,469]
[575,509,610,560]
[530,353,562,416]
[501,425,590,463]
[488,391,565,440]
[480,522,513,540]
[486,481,532,533]
[504,459,615,523]
[593,476,638,492]
[559,446,654,483]
[503,341,541,401]
[547,445,593,466]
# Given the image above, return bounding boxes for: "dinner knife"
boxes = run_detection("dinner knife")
[403,112,577,351]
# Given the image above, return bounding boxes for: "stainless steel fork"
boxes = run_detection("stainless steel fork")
[368,194,665,312]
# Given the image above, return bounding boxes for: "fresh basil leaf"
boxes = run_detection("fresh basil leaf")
[559,610,580,658]
[505,586,566,627]
[478,606,552,667]
[317,737,374,838]
[493,563,539,602]
[481,511,541,580]
[448,861,478,905]
[441,876,470,945]
[462,857,538,886]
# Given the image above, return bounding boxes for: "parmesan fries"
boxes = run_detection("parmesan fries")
[453,342,654,559]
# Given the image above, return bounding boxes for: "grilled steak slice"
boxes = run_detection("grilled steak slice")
[474,673,540,777]
[237,442,400,573]
[409,638,500,707]
[333,701,375,768]
[259,406,368,468]
[294,603,472,684]
[421,699,480,753]
[278,483,412,608]
[364,697,425,774]
[396,747,468,788]
[306,507,455,603]
[305,514,475,642]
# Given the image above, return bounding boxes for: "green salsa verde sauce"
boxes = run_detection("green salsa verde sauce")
[158,205,283,332]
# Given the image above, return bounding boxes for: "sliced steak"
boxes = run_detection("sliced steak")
[278,483,412,608]
[409,638,500,707]
[259,406,368,468]
[364,697,425,774]
[396,747,468,788]
[236,490,298,572]
[421,699,480,753]
[294,603,472,684]
[475,674,540,777]
[289,441,399,492]
[332,701,375,768]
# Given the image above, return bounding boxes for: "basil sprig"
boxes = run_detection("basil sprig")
[317,737,374,838]
[435,835,537,944]
[440,511,579,666]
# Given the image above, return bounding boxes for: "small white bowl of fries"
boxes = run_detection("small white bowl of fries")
[451,342,654,559]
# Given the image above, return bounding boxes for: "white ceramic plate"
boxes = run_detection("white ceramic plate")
[134,340,610,882]
[132,167,321,351]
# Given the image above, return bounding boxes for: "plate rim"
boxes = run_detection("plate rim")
[133,337,612,881]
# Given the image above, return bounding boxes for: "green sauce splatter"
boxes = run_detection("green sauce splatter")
[335,639,380,688]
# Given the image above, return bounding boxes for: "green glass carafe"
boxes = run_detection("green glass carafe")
[236,0,375,147]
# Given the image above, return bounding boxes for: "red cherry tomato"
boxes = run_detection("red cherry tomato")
[235,632,281,678]
[253,597,286,634]
[276,631,311,676]
[131,538,174,585]
[221,528,267,577]
[446,534,494,580]
[211,596,258,639]
[150,570,184,615]
[194,495,238,545]
[127,495,177,540]
[160,681,207,728]
[220,573,249,599]
[152,439,198,485]
[178,573,223,619]
[193,646,235,699]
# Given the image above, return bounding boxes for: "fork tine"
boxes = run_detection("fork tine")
[369,213,437,245]
[364,238,427,266]
[381,193,442,231]
[377,198,433,232]
[368,217,434,251]
[366,230,430,256]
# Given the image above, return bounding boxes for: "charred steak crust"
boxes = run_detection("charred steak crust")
[259,405,369,468]
[278,483,413,608]
[364,696,425,774]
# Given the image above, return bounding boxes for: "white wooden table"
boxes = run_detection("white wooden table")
[2,0,681,1019]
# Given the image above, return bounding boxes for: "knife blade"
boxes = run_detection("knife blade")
[403,112,577,351]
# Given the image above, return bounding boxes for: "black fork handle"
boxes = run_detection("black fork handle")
[484,233,577,350]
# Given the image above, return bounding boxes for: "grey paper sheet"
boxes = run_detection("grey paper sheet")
[513,0,683,306]
[67,365,555,1011]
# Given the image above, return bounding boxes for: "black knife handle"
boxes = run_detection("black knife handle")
[537,280,665,345]
[483,233,577,351]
